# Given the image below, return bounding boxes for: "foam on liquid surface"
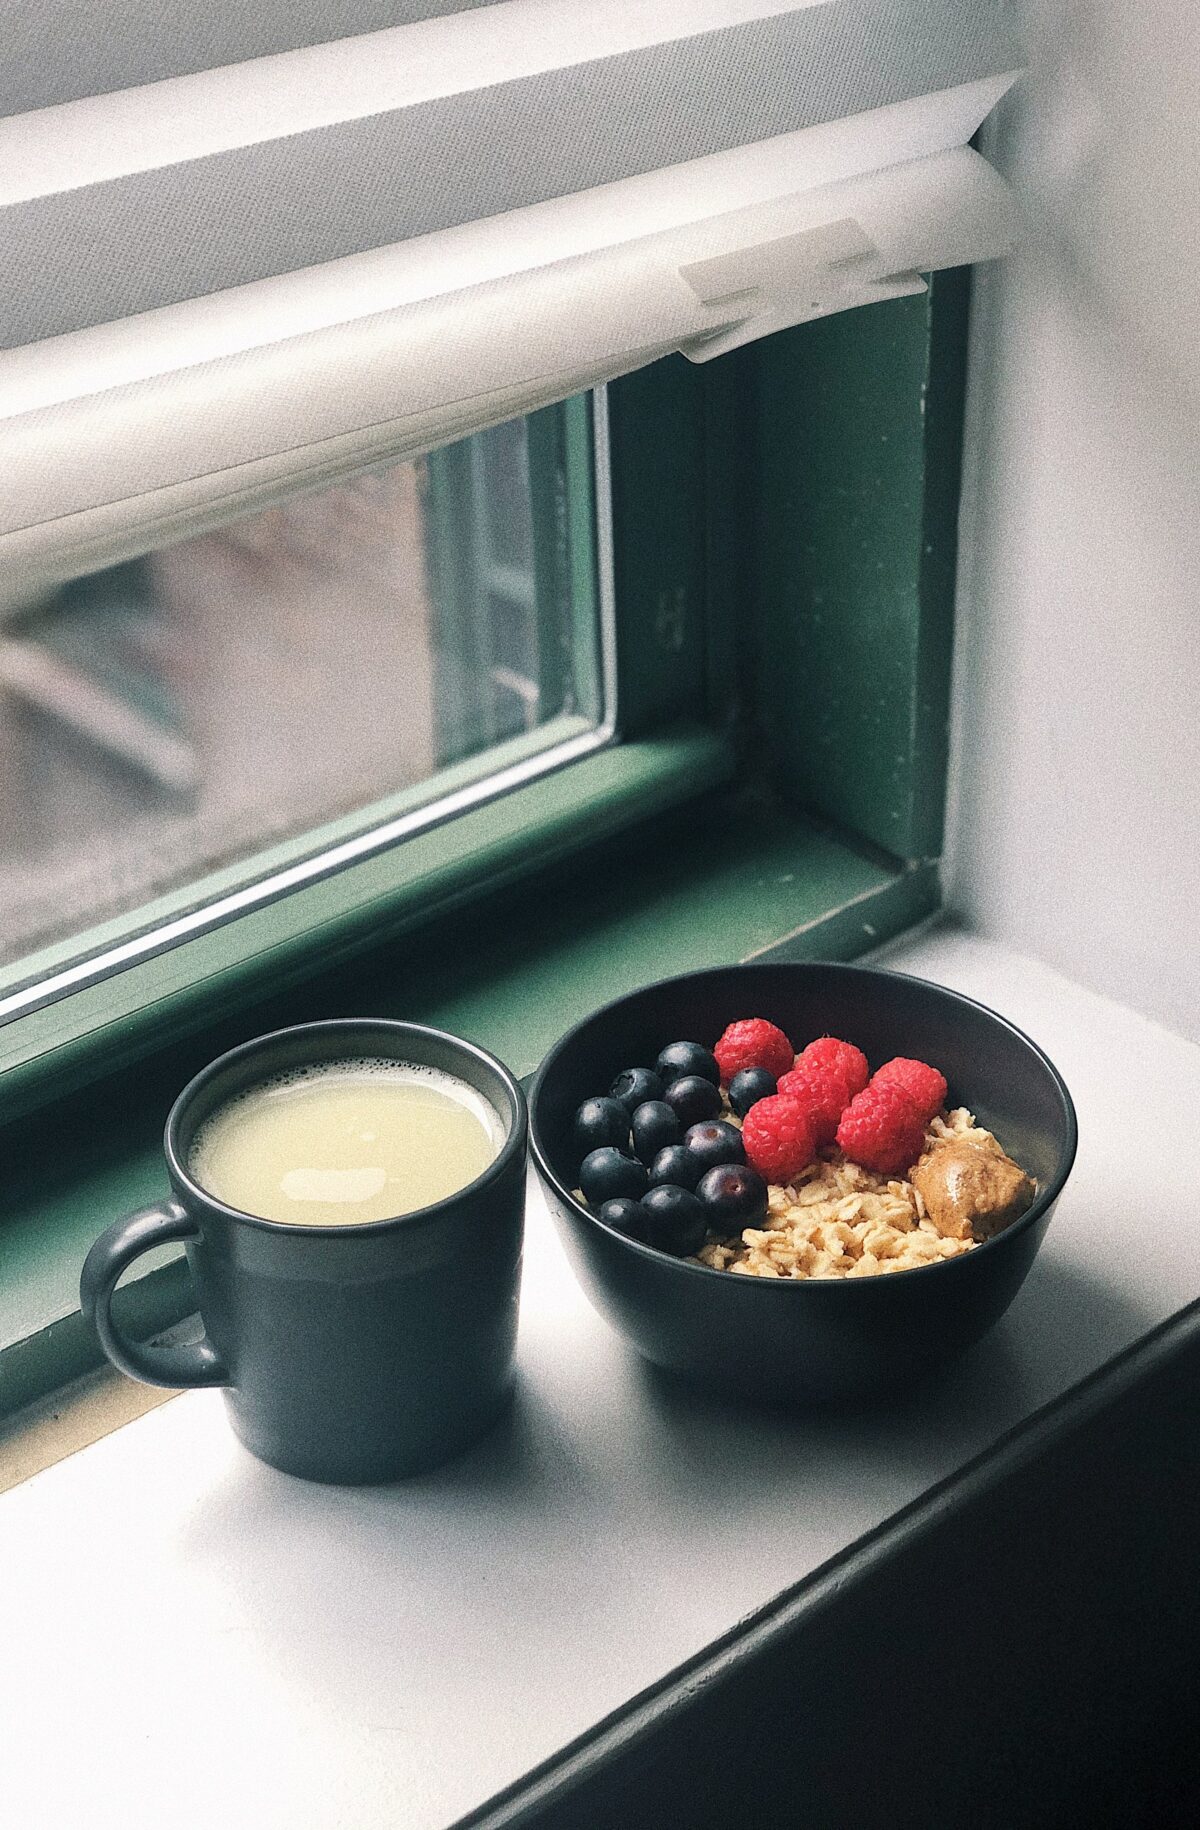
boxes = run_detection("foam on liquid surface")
[188,1057,504,1226]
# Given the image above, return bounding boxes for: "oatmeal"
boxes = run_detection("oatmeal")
[697,1109,1012,1279]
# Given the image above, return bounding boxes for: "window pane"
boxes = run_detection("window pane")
[0,399,603,977]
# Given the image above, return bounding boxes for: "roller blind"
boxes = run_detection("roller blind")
[0,0,1022,602]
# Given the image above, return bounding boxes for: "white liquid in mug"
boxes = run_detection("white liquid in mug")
[188,1058,505,1227]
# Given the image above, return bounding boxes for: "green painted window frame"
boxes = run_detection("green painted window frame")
[0,270,971,1411]
[0,391,632,1117]
[0,356,752,1117]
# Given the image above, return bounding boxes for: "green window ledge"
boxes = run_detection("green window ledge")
[0,781,935,1417]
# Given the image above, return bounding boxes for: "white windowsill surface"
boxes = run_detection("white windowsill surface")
[2,924,1198,1829]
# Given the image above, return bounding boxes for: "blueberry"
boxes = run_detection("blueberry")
[574,1096,631,1157]
[696,1164,768,1230]
[648,1143,703,1192]
[655,1041,720,1089]
[663,1074,722,1127]
[631,1100,682,1164]
[609,1066,665,1114]
[598,1197,649,1242]
[640,1185,708,1257]
[579,1147,648,1206]
[728,1067,778,1117]
[684,1120,746,1174]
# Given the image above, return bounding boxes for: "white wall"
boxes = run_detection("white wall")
[947,0,1200,1040]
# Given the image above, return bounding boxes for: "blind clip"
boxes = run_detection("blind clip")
[677,218,924,363]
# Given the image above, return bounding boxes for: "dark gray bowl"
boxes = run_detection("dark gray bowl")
[529,962,1077,1402]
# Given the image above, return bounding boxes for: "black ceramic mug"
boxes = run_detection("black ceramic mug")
[80,1019,527,1483]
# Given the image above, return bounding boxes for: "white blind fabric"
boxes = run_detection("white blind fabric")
[2,4,502,114]
[0,0,1022,601]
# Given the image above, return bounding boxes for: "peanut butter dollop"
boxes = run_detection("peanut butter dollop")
[911,1137,1036,1243]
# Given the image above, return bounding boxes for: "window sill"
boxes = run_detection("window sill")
[0,780,935,1416]
[2,926,1199,1827]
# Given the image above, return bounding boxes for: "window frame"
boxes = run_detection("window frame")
[0,386,722,1115]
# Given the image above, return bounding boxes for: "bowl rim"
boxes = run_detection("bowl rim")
[528,960,1079,1292]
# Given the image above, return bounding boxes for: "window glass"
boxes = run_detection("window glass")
[0,400,603,977]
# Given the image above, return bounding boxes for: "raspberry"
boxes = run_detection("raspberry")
[776,1061,853,1146]
[835,1083,927,1178]
[741,1095,817,1184]
[713,1019,795,1086]
[872,1057,947,1122]
[796,1036,869,1099]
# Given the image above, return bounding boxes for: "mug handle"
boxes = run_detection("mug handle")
[80,1202,229,1390]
